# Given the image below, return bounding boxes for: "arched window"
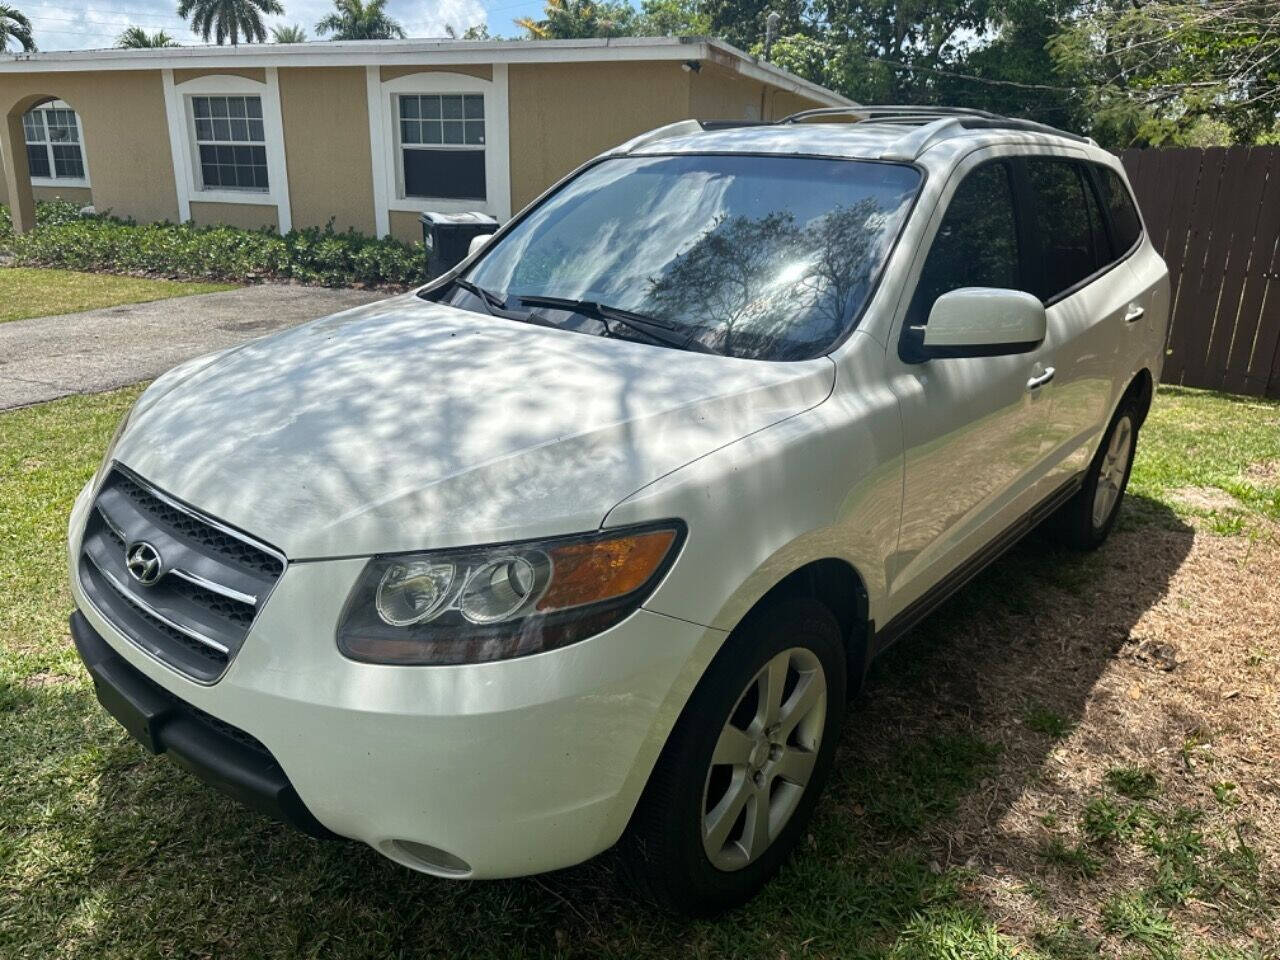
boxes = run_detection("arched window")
[23,100,89,187]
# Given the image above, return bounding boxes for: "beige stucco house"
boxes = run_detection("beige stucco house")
[0,37,847,243]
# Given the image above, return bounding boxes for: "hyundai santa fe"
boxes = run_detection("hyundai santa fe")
[67,105,1169,913]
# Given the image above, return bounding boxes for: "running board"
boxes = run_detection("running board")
[871,473,1085,656]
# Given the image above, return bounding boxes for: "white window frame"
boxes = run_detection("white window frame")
[23,100,90,189]
[161,70,292,231]
[188,93,270,194]
[367,68,510,237]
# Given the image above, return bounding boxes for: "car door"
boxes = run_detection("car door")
[884,153,1058,621]
[1021,157,1131,485]
[1095,164,1170,391]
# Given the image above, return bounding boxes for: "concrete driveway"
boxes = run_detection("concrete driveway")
[0,284,384,411]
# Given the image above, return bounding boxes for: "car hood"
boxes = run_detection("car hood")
[113,294,835,559]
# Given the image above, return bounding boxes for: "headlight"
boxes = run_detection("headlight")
[337,522,685,665]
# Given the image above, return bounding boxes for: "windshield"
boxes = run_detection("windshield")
[462,154,922,360]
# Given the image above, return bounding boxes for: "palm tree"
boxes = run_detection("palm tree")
[270,23,306,41]
[177,0,284,45]
[116,26,179,47]
[516,0,635,39]
[315,0,405,40]
[0,3,35,52]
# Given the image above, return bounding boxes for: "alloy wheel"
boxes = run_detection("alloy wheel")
[1092,415,1133,529]
[700,647,827,871]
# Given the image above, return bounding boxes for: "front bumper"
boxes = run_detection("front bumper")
[71,611,335,839]
[68,495,726,877]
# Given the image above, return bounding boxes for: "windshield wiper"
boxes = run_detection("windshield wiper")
[515,295,718,355]
[452,277,508,314]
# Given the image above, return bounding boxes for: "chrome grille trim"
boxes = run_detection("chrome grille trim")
[92,561,231,655]
[76,466,286,683]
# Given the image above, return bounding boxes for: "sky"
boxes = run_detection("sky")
[17,0,551,51]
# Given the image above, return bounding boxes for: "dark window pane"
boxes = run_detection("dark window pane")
[246,97,262,119]
[26,143,51,178]
[442,121,464,145]
[230,119,249,141]
[210,97,228,117]
[423,96,441,119]
[254,165,269,189]
[400,96,419,119]
[228,97,246,118]
[401,120,421,144]
[441,95,463,119]
[193,97,210,118]
[1027,160,1098,300]
[424,123,442,144]
[52,144,84,179]
[464,120,485,144]
[464,94,484,119]
[201,163,221,187]
[1084,173,1112,269]
[910,162,1022,324]
[23,111,44,143]
[402,148,486,200]
[1097,167,1142,253]
[248,119,264,141]
[195,118,214,140]
[212,118,231,141]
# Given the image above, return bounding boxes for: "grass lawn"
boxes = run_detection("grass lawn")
[1,385,1277,959]
[0,267,234,324]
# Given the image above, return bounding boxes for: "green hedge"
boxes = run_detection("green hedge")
[0,201,425,289]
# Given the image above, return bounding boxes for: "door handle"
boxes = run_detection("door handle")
[1124,304,1145,323]
[1026,366,1056,390]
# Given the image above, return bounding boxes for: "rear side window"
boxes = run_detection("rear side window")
[909,161,1022,325]
[1096,166,1143,253]
[1026,160,1105,301]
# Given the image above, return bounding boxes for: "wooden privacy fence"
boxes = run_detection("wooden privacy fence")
[1118,146,1280,398]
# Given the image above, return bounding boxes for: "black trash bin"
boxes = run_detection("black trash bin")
[419,211,499,280]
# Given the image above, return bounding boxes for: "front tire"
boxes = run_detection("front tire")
[621,599,846,915]
[1047,402,1138,550]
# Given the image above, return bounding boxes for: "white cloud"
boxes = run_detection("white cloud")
[18,0,491,51]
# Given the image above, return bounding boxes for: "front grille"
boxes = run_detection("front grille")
[77,467,285,683]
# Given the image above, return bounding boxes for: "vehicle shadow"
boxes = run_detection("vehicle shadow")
[46,494,1193,958]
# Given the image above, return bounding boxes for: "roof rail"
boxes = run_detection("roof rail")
[610,119,705,155]
[778,103,1091,154]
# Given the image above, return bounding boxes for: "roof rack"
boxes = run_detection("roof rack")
[777,104,1092,158]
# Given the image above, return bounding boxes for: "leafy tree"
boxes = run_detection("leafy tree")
[0,3,34,52]
[315,0,406,40]
[270,23,307,41]
[636,0,711,36]
[515,0,637,39]
[177,0,283,45]
[1050,0,1280,146]
[116,26,179,47]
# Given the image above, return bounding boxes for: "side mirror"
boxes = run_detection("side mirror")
[468,233,494,258]
[919,288,1046,359]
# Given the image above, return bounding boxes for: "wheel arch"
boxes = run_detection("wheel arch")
[729,557,873,696]
[1123,368,1155,429]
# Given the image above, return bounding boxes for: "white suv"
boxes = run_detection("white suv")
[67,106,1169,913]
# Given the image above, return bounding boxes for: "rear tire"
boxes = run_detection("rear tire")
[1046,402,1138,550]
[620,599,846,915]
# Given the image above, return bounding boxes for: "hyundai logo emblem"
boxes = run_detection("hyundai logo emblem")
[125,541,163,586]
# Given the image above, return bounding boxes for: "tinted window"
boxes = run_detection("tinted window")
[1096,167,1143,253]
[1027,160,1100,300]
[1084,173,1112,267]
[467,155,922,360]
[909,161,1022,325]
